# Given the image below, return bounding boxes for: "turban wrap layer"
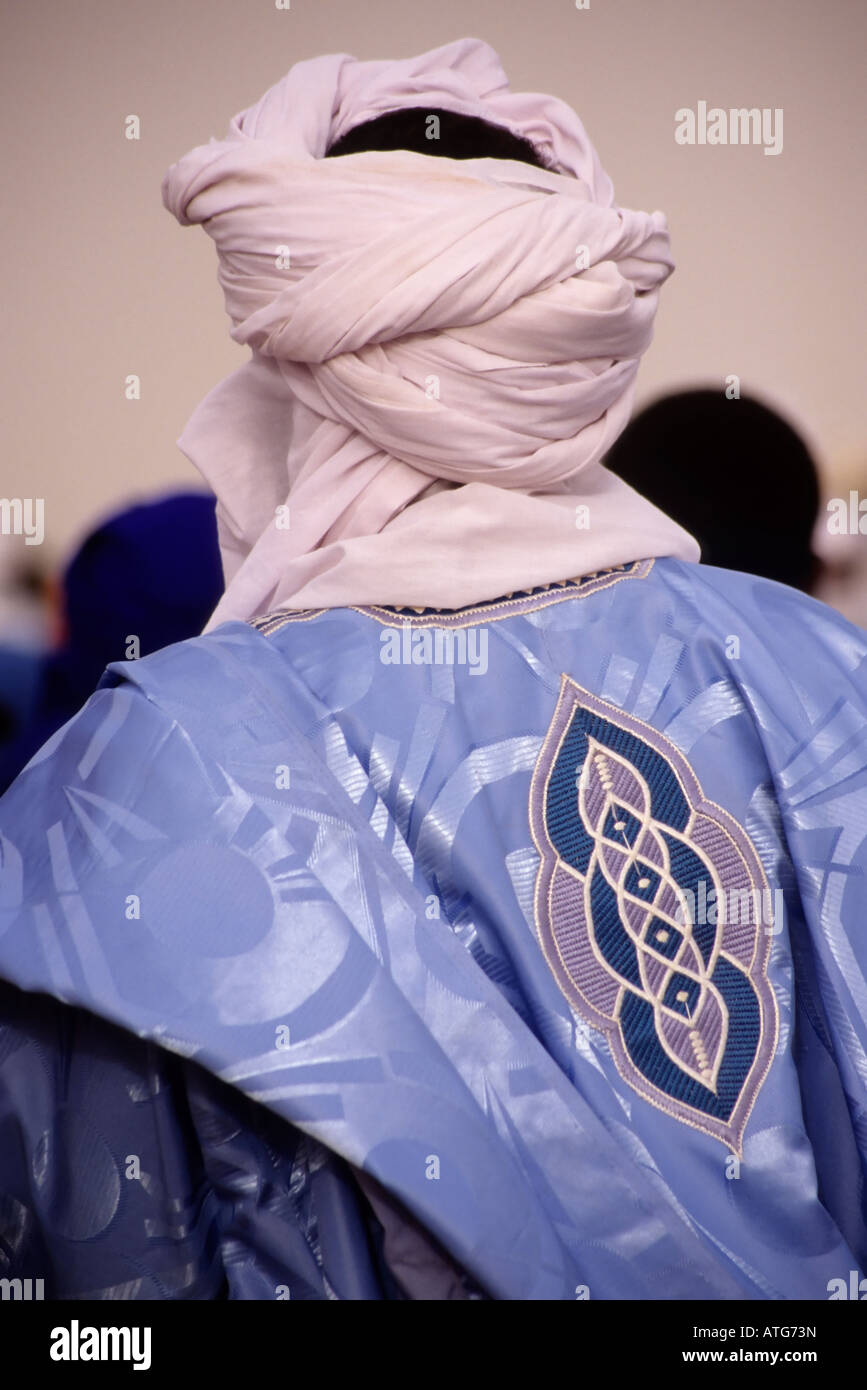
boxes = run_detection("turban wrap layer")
[162,36,699,630]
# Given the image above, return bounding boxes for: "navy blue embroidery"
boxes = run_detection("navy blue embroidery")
[530,676,778,1153]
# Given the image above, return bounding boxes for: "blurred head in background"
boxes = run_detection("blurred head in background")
[604,389,822,593]
[0,491,224,791]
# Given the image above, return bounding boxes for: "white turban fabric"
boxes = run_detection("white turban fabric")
[162,36,699,630]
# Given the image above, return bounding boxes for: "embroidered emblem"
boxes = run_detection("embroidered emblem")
[529,676,778,1154]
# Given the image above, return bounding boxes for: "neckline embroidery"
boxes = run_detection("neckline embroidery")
[249,559,653,635]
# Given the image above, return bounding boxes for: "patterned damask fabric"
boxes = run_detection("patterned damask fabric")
[0,557,865,1299]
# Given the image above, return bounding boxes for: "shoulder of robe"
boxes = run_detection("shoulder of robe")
[656,557,867,693]
[93,620,286,737]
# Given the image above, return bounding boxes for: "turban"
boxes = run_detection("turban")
[162,36,699,630]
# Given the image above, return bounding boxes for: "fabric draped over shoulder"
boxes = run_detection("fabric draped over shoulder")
[161,36,699,629]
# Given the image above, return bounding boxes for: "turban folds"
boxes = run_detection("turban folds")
[162,36,699,630]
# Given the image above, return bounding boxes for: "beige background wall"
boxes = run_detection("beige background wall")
[2,0,865,574]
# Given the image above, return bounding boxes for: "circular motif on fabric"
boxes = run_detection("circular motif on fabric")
[33,1110,121,1241]
[140,842,275,958]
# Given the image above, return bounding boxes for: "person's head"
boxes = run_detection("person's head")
[60,492,224,672]
[0,492,226,795]
[603,390,822,592]
[163,39,691,628]
[324,106,551,169]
